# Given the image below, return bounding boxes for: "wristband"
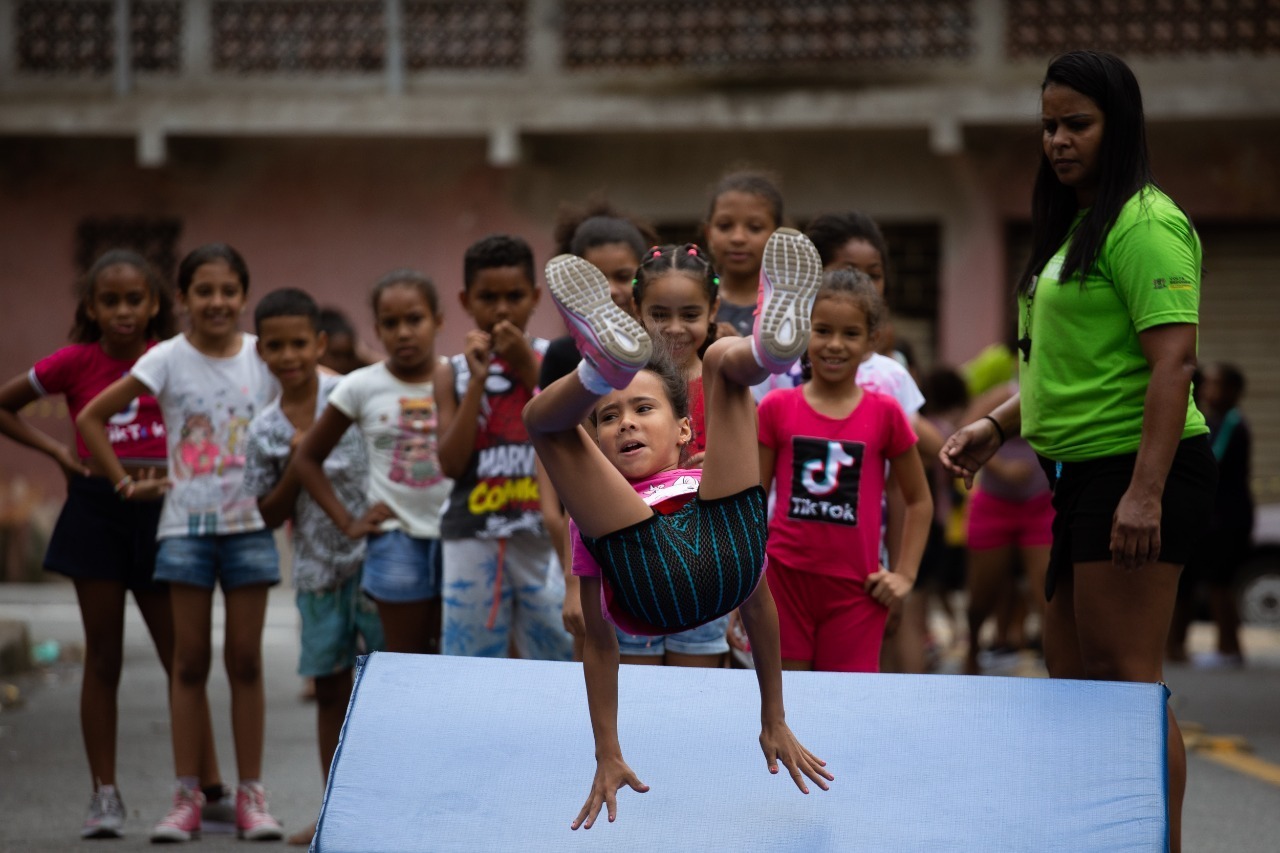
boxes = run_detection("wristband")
[114,475,135,499]
[982,415,1006,446]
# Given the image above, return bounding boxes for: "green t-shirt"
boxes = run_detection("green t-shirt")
[1018,186,1208,461]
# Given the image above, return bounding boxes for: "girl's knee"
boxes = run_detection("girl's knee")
[173,656,211,688]
[223,645,264,685]
[701,337,738,371]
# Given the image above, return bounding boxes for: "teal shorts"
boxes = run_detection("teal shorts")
[297,572,385,677]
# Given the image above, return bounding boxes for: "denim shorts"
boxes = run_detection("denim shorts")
[153,530,280,590]
[362,530,441,603]
[296,573,385,678]
[616,614,731,657]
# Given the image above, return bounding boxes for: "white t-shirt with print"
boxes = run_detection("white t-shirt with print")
[855,352,925,416]
[131,333,278,540]
[327,361,451,539]
[243,373,369,593]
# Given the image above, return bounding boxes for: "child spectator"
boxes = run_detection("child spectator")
[436,235,572,660]
[294,270,450,655]
[1168,362,1253,667]
[758,269,932,672]
[703,169,784,338]
[317,306,374,375]
[806,210,944,674]
[0,250,227,840]
[241,288,382,847]
[78,243,284,842]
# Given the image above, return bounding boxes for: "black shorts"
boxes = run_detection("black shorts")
[43,475,166,592]
[1038,435,1217,601]
[582,485,767,633]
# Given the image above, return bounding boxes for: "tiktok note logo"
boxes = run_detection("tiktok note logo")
[789,436,864,526]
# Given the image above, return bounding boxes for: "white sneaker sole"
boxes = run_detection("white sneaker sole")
[545,254,651,387]
[756,227,823,367]
[150,826,199,843]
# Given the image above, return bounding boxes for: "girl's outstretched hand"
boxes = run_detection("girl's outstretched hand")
[759,721,832,795]
[939,419,1002,489]
[572,754,649,830]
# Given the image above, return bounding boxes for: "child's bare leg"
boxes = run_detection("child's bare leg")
[377,599,439,654]
[701,228,822,500]
[698,337,770,500]
[223,583,270,781]
[524,372,652,538]
[169,584,215,779]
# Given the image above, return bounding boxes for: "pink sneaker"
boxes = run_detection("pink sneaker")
[150,785,204,843]
[753,227,823,374]
[236,782,283,841]
[545,253,652,389]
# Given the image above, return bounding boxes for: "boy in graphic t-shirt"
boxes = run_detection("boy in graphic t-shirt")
[435,235,574,661]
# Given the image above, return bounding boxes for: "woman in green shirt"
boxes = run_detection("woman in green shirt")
[940,51,1216,853]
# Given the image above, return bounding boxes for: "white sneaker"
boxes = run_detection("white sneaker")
[753,228,823,373]
[81,785,125,839]
[545,253,652,390]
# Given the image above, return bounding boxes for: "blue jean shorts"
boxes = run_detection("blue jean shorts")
[297,573,385,678]
[616,614,731,657]
[153,530,280,590]
[362,530,441,603]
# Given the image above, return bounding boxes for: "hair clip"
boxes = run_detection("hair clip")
[687,247,699,256]
[651,248,663,259]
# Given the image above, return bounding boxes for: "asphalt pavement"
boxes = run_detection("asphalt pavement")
[1,579,1278,852]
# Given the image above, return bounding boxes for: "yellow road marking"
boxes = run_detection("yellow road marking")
[1184,726,1280,787]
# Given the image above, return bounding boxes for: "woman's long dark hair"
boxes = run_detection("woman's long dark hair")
[1017,51,1155,294]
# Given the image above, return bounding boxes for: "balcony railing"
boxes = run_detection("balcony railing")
[8,0,1278,87]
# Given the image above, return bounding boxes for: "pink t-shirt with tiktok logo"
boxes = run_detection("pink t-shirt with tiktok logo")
[758,387,916,582]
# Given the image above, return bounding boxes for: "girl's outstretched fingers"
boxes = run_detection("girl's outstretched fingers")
[571,758,649,830]
[760,721,833,795]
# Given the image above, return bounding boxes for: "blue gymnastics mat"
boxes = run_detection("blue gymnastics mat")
[313,653,1168,853]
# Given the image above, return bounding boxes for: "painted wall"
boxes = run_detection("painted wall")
[2,117,1277,531]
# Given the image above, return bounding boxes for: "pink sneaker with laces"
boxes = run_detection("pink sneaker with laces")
[545,253,652,390]
[150,784,204,843]
[236,782,284,841]
[753,227,823,374]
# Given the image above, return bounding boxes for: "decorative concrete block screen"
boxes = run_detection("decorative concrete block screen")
[314,652,1169,852]
[1006,0,1280,59]
[561,0,974,70]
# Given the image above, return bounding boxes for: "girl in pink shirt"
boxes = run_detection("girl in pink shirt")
[758,268,933,672]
